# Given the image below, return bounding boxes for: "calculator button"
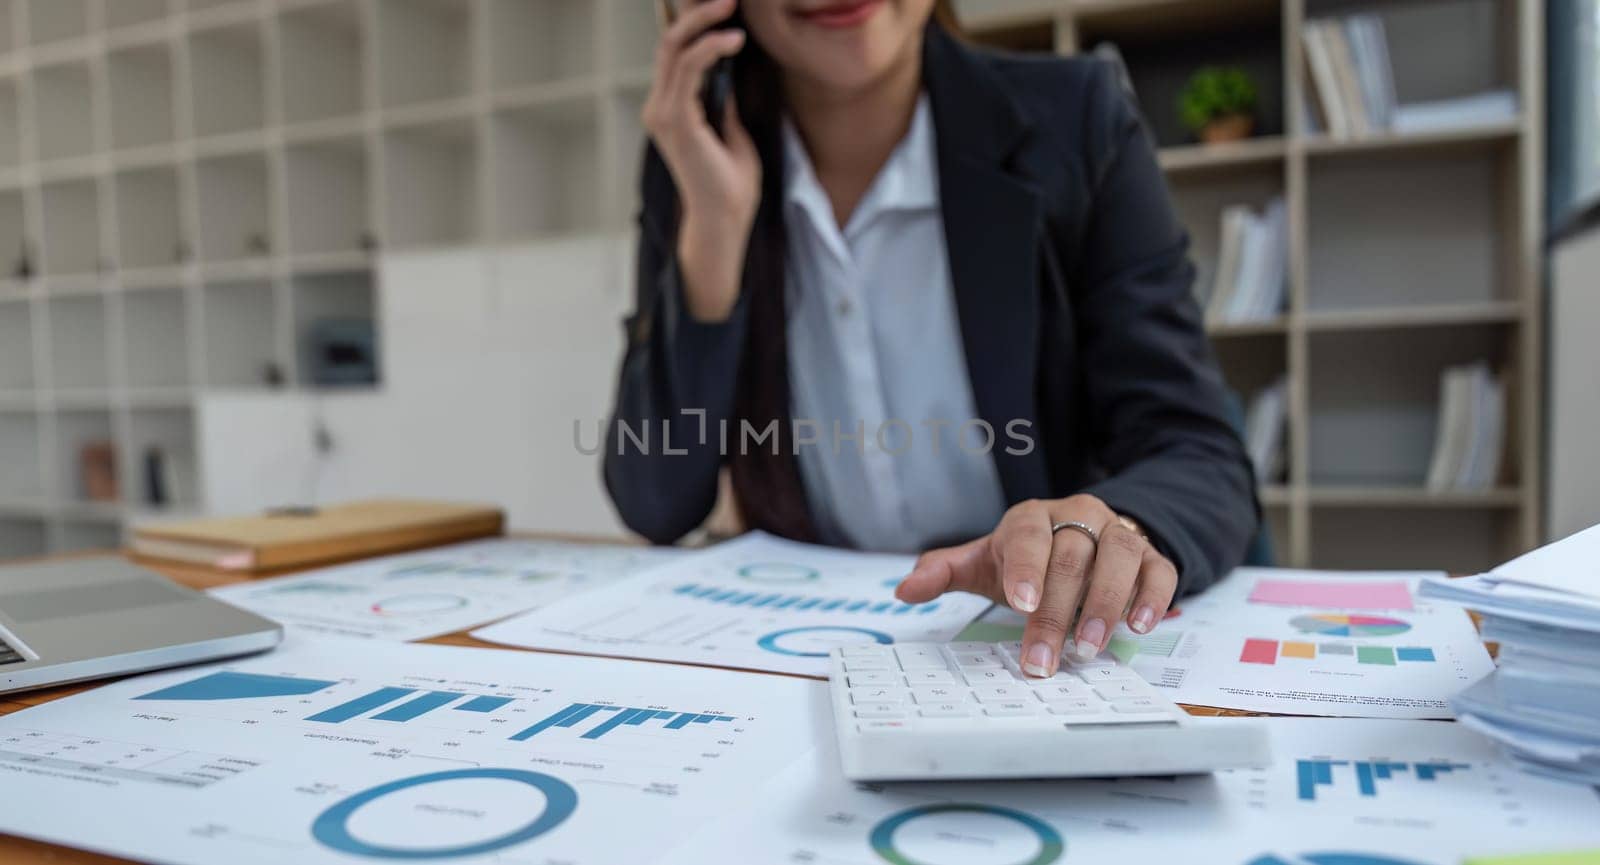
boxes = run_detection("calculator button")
[1064,652,1115,667]
[1032,683,1091,701]
[954,652,1002,669]
[894,648,947,670]
[1093,682,1151,701]
[841,645,888,658]
[853,706,907,719]
[1045,700,1103,715]
[904,670,957,685]
[843,658,892,672]
[1110,698,1171,714]
[851,687,911,705]
[973,685,1031,703]
[846,671,897,687]
[919,704,973,718]
[962,669,1017,686]
[984,702,1039,717]
[949,642,994,653]
[912,686,969,704]
[1075,666,1141,684]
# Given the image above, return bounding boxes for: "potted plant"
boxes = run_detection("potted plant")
[1179,66,1259,144]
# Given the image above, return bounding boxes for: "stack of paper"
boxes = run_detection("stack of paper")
[1425,362,1506,492]
[1206,197,1288,325]
[1303,14,1516,139]
[1421,523,1600,785]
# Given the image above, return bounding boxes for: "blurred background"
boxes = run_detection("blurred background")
[0,0,1594,573]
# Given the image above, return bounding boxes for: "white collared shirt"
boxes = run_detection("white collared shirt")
[782,95,1008,553]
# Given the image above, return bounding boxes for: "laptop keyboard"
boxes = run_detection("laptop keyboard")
[0,635,25,666]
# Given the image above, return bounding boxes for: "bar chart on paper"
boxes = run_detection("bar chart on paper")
[0,638,819,865]
[473,532,992,675]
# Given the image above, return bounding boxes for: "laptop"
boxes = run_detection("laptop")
[0,558,282,696]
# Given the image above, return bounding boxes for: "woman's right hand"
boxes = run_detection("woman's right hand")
[643,0,761,323]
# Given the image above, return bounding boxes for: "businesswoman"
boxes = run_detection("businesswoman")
[605,0,1260,678]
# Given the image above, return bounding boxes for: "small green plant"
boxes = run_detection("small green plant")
[1178,66,1259,133]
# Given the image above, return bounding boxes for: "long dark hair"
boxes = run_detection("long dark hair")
[725,2,959,541]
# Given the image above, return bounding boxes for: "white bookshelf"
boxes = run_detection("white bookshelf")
[0,0,660,557]
[960,0,1543,572]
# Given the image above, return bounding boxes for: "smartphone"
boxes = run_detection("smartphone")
[658,0,737,136]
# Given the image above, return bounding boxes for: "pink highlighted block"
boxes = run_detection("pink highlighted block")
[1240,638,1279,665]
[1249,579,1413,611]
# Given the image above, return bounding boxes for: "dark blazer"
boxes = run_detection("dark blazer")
[604,25,1260,597]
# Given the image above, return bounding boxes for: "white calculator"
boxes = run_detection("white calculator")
[828,641,1270,781]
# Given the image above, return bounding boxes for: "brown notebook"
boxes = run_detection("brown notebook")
[130,500,505,573]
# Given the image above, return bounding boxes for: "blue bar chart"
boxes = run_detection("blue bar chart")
[510,703,735,742]
[670,583,938,615]
[1295,759,1471,801]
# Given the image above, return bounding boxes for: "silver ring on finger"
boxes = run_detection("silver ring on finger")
[1050,520,1098,546]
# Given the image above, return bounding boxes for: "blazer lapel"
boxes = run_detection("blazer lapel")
[924,27,1052,503]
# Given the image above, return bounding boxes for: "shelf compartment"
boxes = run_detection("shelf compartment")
[25,0,89,46]
[487,0,594,90]
[382,117,480,247]
[284,135,370,255]
[0,77,20,173]
[1307,326,1510,489]
[122,287,192,388]
[1309,507,1514,574]
[0,410,44,503]
[52,408,114,503]
[487,98,599,239]
[194,152,272,263]
[0,187,26,280]
[1306,485,1523,508]
[0,517,49,560]
[113,166,186,269]
[278,0,365,126]
[46,294,109,390]
[201,278,281,388]
[108,43,179,151]
[127,406,197,508]
[607,0,658,69]
[106,0,173,31]
[32,61,99,161]
[292,268,378,387]
[1307,148,1509,311]
[0,302,34,391]
[376,0,473,109]
[188,21,267,139]
[40,179,103,277]
[54,519,124,554]
[1168,159,1284,317]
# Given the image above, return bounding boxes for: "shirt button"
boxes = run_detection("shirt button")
[837,298,853,316]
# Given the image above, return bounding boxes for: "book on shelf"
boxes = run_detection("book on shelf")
[1205,197,1287,325]
[1243,377,1289,484]
[1302,15,1513,139]
[1424,362,1505,493]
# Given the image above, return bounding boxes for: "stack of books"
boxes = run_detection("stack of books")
[1303,14,1517,138]
[1421,524,1600,786]
[1243,377,1289,483]
[1424,362,1505,493]
[1205,197,1287,325]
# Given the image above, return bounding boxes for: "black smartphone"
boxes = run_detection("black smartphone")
[659,0,738,136]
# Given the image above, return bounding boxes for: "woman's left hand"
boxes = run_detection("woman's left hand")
[894,494,1178,679]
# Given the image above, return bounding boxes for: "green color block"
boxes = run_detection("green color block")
[1356,645,1396,665]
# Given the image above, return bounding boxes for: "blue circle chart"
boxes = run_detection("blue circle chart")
[869,803,1064,865]
[737,562,821,583]
[1248,854,1431,865]
[311,768,578,860]
[756,626,893,657]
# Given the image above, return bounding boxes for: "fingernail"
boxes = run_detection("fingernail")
[1011,583,1039,613]
[1131,606,1155,634]
[1022,642,1054,678]
[1074,618,1106,660]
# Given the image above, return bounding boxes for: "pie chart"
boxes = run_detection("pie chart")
[1290,613,1411,637]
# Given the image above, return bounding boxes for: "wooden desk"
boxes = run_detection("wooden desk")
[0,550,1310,864]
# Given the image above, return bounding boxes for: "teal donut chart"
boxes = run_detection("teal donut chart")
[756,626,893,657]
[311,768,577,860]
[867,803,1064,865]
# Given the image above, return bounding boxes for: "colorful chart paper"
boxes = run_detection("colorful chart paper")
[1291,614,1413,637]
[1251,579,1414,611]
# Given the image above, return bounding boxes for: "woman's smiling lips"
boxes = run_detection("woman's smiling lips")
[791,0,886,29]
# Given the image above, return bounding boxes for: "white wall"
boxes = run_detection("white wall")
[1548,226,1600,541]
[196,235,635,537]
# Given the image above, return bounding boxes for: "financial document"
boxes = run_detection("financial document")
[209,538,684,641]
[663,718,1600,865]
[953,568,1492,718]
[473,531,992,676]
[0,636,821,865]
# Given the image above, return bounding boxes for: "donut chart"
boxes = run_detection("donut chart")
[868,803,1064,865]
[1290,614,1411,637]
[756,626,893,657]
[311,768,578,859]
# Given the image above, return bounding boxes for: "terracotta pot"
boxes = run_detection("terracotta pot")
[1200,114,1255,144]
